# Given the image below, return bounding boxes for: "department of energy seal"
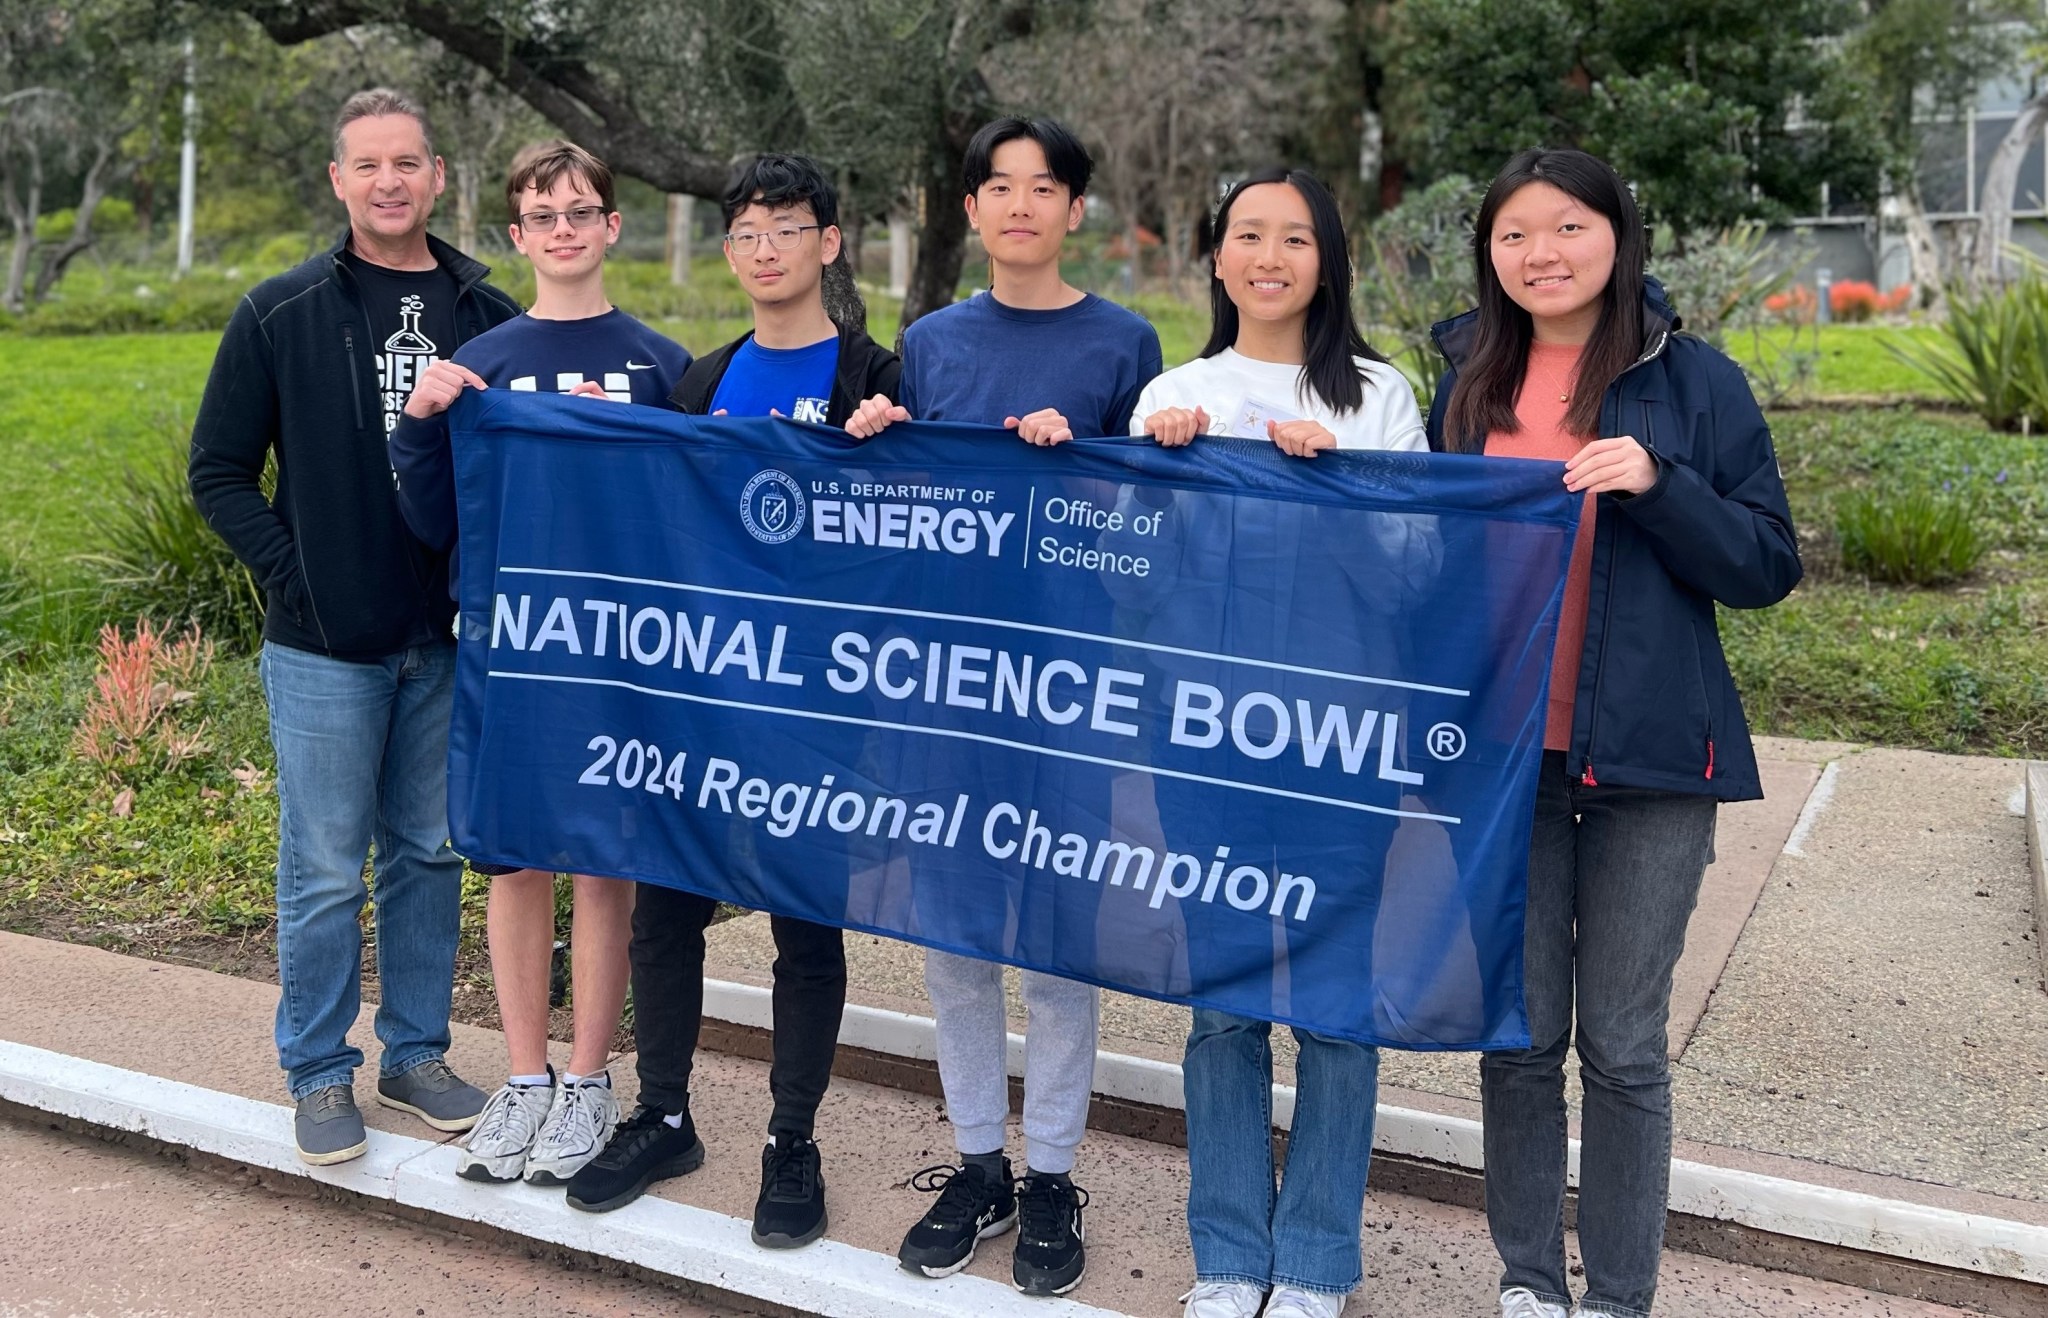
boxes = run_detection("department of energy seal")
[740,469,807,544]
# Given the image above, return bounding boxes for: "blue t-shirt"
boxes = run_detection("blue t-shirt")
[390,307,691,573]
[709,334,839,422]
[898,291,1162,436]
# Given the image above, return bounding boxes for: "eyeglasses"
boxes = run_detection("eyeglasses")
[517,205,610,234]
[725,225,824,256]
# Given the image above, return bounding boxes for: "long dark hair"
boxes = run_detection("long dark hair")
[1441,148,1647,453]
[1199,166,1385,415]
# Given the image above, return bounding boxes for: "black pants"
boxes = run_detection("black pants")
[628,882,848,1138]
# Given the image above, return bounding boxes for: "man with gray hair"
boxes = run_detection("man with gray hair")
[189,87,521,1166]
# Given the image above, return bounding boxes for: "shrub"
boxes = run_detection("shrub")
[1835,490,1987,586]
[1650,221,1808,350]
[1830,279,1883,322]
[80,447,267,652]
[1356,174,1483,400]
[73,618,215,774]
[1765,283,1817,324]
[1889,264,2048,432]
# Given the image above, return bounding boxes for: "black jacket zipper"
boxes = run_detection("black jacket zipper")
[342,326,366,431]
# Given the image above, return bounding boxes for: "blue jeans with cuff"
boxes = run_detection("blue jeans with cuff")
[261,640,463,1099]
[1183,1007,1380,1296]
[1481,751,1718,1317]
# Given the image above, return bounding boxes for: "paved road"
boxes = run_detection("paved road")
[0,1114,770,1318]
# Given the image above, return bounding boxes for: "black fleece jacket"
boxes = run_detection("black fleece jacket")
[188,231,521,658]
[668,327,900,424]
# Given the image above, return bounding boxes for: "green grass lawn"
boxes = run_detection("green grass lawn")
[1728,323,1948,401]
[1,333,219,582]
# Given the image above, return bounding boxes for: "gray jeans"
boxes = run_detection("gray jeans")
[1481,751,1717,1318]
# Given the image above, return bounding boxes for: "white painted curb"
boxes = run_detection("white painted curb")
[0,1040,1128,1318]
[704,979,2048,1286]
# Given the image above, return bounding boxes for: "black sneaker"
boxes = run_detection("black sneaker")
[1012,1174,1088,1296]
[564,1105,705,1213]
[897,1159,1017,1278]
[752,1136,828,1249]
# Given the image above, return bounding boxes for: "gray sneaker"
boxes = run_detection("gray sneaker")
[376,1057,488,1132]
[456,1076,557,1182]
[294,1085,368,1166]
[525,1074,620,1185]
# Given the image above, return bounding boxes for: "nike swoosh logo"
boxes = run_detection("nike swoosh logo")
[626,361,657,370]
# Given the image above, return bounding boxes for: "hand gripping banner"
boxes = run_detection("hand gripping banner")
[447,390,1581,1050]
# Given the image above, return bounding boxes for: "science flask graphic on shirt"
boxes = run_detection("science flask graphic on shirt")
[377,294,441,434]
[444,390,1581,1050]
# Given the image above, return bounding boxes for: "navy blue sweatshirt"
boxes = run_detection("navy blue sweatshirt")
[389,309,691,579]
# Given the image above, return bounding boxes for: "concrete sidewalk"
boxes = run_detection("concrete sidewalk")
[0,931,2000,1318]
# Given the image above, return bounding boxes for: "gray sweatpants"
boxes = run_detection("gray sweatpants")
[924,948,1101,1175]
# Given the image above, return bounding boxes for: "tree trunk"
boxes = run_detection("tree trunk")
[31,140,118,304]
[1894,179,1946,318]
[667,193,693,286]
[2,138,43,314]
[841,209,864,279]
[902,131,971,329]
[453,157,479,256]
[1975,90,2048,289]
[888,210,912,298]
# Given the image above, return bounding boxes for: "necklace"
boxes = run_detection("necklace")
[1558,390,1569,403]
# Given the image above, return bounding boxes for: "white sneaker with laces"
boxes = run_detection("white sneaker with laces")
[525,1074,620,1185]
[456,1078,556,1182]
[1501,1288,1569,1318]
[1264,1285,1347,1318]
[1573,1308,1626,1318]
[1178,1281,1267,1318]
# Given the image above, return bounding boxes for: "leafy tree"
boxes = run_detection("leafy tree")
[0,0,185,309]
[208,0,1083,326]
[1387,0,1882,235]
[1848,1,2025,305]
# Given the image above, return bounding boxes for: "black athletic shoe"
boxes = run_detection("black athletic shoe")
[751,1136,828,1249]
[564,1105,704,1213]
[1012,1174,1088,1296]
[896,1159,1017,1278]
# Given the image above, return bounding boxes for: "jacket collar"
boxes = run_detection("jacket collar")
[326,227,492,291]
[1430,275,1680,378]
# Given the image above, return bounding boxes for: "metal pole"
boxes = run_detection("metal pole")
[175,36,196,277]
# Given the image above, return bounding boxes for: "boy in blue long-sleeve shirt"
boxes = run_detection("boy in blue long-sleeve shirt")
[388,140,688,1193]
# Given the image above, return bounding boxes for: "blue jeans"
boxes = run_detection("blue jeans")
[1481,752,1717,1317]
[261,641,464,1098]
[1183,1008,1380,1295]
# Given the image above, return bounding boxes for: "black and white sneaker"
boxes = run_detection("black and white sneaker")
[752,1136,828,1249]
[563,1105,704,1213]
[1012,1174,1088,1296]
[896,1159,1017,1278]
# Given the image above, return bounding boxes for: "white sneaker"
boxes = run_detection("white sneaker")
[524,1073,620,1185]
[1573,1309,1626,1318]
[1502,1289,1569,1318]
[1265,1285,1347,1318]
[455,1077,556,1182]
[1179,1281,1266,1318]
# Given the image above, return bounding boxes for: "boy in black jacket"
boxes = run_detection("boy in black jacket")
[188,89,520,1167]
[566,154,896,1252]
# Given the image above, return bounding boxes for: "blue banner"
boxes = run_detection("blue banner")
[447,390,1580,1049]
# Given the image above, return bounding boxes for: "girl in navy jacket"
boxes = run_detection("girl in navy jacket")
[1426,149,1799,1318]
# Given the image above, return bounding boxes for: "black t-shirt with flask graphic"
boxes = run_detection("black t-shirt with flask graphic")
[343,250,460,434]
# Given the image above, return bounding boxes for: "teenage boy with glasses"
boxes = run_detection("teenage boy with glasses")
[563,153,898,1252]
[387,139,690,1188]
[845,116,1162,1297]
